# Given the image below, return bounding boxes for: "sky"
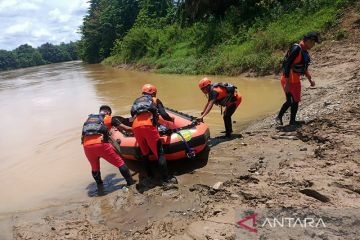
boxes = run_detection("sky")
[0,0,90,50]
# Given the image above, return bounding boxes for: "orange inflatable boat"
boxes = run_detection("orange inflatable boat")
[110,108,210,161]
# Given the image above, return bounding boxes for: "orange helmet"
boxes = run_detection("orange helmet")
[198,77,211,89]
[142,84,157,94]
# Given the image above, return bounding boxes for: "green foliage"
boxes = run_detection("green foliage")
[79,0,140,63]
[109,24,183,63]
[134,0,175,27]
[0,50,18,71]
[97,0,352,75]
[13,44,45,68]
[38,43,72,63]
[0,42,79,71]
[59,42,79,61]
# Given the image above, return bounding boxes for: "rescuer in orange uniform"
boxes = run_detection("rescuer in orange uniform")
[131,84,177,185]
[276,32,320,126]
[197,78,242,138]
[82,105,134,188]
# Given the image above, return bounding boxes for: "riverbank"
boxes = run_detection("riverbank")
[8,10,360,240]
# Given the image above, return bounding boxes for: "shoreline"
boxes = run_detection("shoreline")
[106,61,280,79]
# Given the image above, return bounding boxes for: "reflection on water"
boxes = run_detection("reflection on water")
[0,61,283,214]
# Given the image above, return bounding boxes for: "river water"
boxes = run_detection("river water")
[0,61,283,214]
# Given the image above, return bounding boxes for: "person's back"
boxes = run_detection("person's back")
[210,82,238,107]
[82,113,111,146]
[131,84,176,186]
[81,105,134,191]
[131,94,159,128]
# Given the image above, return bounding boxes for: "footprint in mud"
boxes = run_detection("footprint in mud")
[86,173,128,197]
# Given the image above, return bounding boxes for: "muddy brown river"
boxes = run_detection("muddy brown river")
[0,61,283,214]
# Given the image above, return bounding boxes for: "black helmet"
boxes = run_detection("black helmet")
[303,32,320,43]
[99,105,112,114]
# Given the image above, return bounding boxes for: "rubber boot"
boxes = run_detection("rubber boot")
[156,140,178,187]
[119,165,135,186]
[143,155,153,178]
[157,140,170,181]
[289,102,299,125]
[278,92,294,125]
[92,171,103,185]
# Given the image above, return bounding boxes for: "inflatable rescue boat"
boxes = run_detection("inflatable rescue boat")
[110,108,210,161]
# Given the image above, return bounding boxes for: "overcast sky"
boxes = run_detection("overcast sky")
[0,0,89,50]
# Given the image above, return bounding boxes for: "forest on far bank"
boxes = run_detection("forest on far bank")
[0,42,78,71]
[79,0,356,75]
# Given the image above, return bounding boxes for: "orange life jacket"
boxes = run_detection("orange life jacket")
[289,51,303,84]
[211,83,237,106]
[132,97,158,128]
[83,115,112,146]
[213,87,228,101]
[284,42,310,84]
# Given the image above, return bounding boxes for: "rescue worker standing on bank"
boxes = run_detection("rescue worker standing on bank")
[196,78,242,138]
[82,105,135,187]
[131,84,177,185]
[276,32,319,126]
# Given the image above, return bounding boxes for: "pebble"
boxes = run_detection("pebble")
[344,170,353,177]
[300,147,308,151]
[324,101,331,106]
[231,194,240,198]
[213,182,223,190]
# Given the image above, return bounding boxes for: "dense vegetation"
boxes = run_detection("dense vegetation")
[0,42,78,71]
[79,0,355,75]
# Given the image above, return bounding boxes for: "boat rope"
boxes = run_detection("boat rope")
[175,128,196,159]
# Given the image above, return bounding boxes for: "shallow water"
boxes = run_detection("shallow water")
[0,61,283,213]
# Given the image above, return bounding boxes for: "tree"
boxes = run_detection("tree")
[59,42,79,60]
[38,43,71,63]
[134,0,175,27]
[0,50,18,71]
[79,0,140,63]
[14,44,44,68]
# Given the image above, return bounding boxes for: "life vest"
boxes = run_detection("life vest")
[131,95,159,128]
[282,43,311,75]
[82,114,112,145]
[210,83,237,106]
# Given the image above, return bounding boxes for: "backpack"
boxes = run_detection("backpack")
[82,114,109,137]
[211,83,237,106]
[131,94,158,117]
[282,43,310,74]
